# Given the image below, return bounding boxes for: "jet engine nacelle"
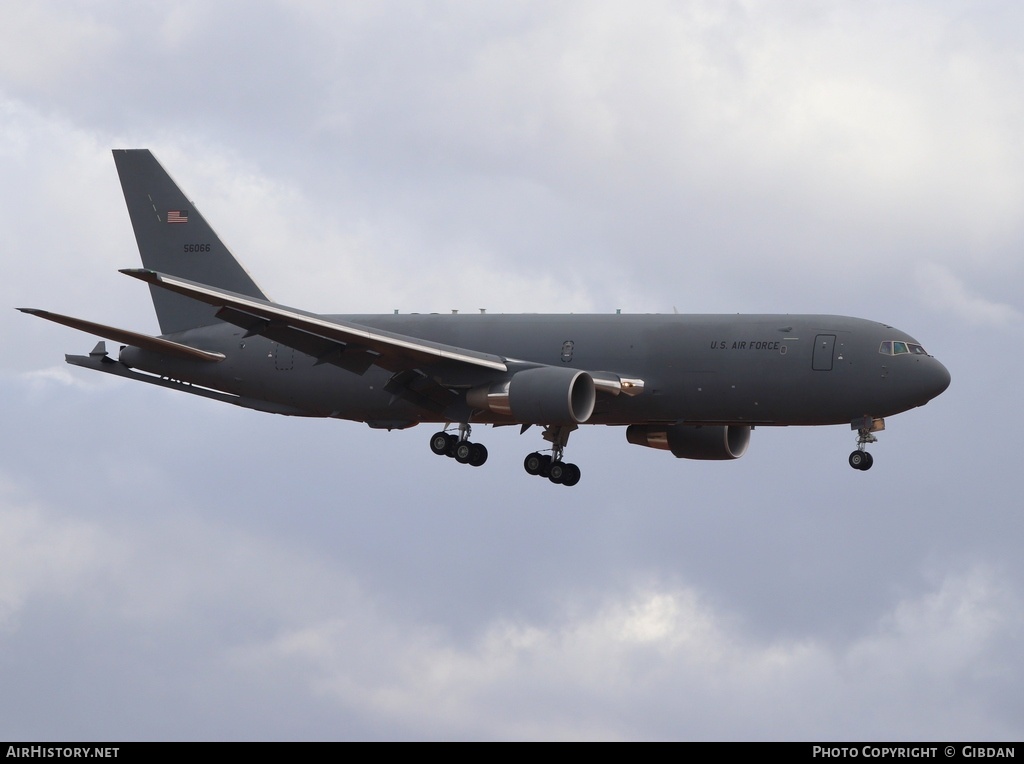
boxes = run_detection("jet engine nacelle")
[467,367,596,425]
[626,424,751,460]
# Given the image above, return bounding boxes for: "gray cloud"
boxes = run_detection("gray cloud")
[2,0,1021,740]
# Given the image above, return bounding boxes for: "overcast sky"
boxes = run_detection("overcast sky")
[2,0,1022,741]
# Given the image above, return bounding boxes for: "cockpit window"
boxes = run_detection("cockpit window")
[879,341,928,356]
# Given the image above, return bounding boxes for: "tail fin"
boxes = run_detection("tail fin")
[112,149,268,334]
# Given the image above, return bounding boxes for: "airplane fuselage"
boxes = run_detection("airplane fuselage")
[119,312,950,429]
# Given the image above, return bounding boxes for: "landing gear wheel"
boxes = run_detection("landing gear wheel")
[524,452,544,475]
[849,450,873,471]
[455,441,473,464]
[538,454,552,478]
[445,433,459,457]
[561,463,581,487]
[429,432,450,456]
[468,443,488,467]
[548,462,565,484]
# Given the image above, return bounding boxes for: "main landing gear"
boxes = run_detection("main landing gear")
[427,423,584,486]
[429,423,488,467]
[849,416,884,471]
[523,425,581,487]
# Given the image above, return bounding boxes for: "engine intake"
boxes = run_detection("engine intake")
[468,367,596,425]
[626,424,751,460]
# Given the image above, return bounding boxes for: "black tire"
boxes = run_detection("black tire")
[849,450,868,470]
[561,463,581,487]
[455,441,472,464]
[524,452,543,475]
[538,454,552,478]
[468,443,488,467]
[429,432,450,456]
[548,462,565,484]
[445,433,459,457]
[860,452,874,471]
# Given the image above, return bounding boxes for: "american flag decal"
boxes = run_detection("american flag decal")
[167,210,189,224]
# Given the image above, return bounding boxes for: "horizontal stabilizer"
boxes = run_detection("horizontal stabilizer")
[18,308,225,362]
[65,350,313,415]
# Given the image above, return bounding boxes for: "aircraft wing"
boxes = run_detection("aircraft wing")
[121,269,509,375]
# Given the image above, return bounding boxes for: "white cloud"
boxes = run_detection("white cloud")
[849,567,1014,675]
[915,263,1023,327]
[230,569,1021,739]
[17,364,122,393]
[0,489,111,632]
[0,5,116,93]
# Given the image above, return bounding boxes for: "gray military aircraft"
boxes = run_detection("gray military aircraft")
[20,149,951,486]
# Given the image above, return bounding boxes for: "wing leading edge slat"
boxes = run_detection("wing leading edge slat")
[120,269,508,374]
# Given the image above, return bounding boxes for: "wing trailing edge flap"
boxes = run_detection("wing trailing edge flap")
[121,269,508,376]
[17,308,225,362]
[214,305,380,375]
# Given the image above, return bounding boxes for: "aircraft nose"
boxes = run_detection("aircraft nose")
[927,359,951,400]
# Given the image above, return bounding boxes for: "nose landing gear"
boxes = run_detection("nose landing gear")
[849,416,884,471]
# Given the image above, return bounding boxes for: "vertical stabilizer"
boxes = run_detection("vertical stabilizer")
[112,149,268,334]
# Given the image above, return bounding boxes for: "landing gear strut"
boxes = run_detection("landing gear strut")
[429,423,488,467]
[849,416,883,471]
[524,425,582,486]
